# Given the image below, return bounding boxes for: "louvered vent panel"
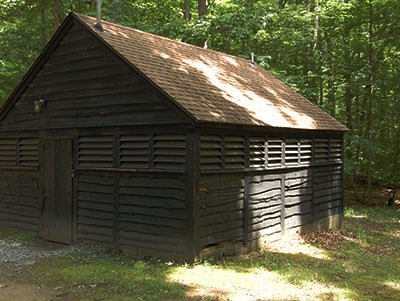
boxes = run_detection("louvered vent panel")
[267,138,282,167]
[329,139,342,162]
[285,138,299,166]
[153,134,186,170]
[224,136,245,169]
[120,135,150,168]
[200,135,223,170]
[314,138,329,163]
[78,136,114,167]
[300,139,312,164]
[19,138,39,167]
[0,138,17,166]
[249,137,265,168]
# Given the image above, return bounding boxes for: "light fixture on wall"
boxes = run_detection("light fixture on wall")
[34,99,46,113]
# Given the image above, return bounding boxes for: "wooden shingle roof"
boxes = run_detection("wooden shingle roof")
[4,12,348,132]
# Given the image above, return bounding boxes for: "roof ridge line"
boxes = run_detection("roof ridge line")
[74,13,257,67]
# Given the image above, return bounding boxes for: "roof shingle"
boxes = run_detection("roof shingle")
[75,13,347,132]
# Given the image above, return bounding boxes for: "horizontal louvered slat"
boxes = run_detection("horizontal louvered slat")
[0,138,17,166]
[19,138,39,167]
[329,139,342,162]
[267,138,282,167]
[300,138,312,164]
[120,134,149,169]
[314,138,329,163]
[224,136,245,169]
[285,138,299,166]
[78,135,113,167]
[249,137,265,168]
[200,135,222,170]
[153,134,186,170]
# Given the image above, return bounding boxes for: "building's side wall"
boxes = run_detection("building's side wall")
[198,130,344,253]
[199,174,245,249]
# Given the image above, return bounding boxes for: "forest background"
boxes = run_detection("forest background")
[0,0,399,199]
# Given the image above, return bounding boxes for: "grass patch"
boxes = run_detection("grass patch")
[29,256,189,301]
[0,230,38,242]
[1,206,399,300]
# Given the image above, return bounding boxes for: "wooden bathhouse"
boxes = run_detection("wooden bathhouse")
[0,13,347,261]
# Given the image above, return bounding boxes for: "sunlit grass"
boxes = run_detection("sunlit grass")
[2,206,399,300]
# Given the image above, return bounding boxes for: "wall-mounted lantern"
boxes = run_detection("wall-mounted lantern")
[34,99,46,113]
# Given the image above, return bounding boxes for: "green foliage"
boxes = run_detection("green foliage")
[0,0,399,185]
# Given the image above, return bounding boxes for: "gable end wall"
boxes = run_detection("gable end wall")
[0,20,188,132]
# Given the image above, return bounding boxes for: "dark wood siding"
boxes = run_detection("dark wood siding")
[313,165,343,220]
[197,130,344,251]
[199,174,245,248]
[77,173,114,244]
[1,21,187,131]
[284,170,313,229]
[77,171,187,256]
[248,174,282,241]
[118,174,186,255]
[0,169,40,231]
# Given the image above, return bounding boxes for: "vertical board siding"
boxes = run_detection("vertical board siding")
[0,170,40,231]
[284,170,313,229]
[118,174,186,254]
[199,175,245,248]
[77,174,115,244]
[247,174,282,241]
[2,23,184,131]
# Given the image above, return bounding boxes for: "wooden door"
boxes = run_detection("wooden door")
[40,139,73,244]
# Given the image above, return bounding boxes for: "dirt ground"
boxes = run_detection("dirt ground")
[0,284,54,301]
[0,240,82,301]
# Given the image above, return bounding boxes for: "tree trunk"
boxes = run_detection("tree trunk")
[184,0,191,21]
[53,0,64,28]
[366,0,374,204]
[198,0,208,17]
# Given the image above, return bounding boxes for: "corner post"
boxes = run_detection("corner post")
[186,127,200,262]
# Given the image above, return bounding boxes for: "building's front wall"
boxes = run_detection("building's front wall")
[0,18,195,260]
[196,128,344,256]
[0,133,40,232]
